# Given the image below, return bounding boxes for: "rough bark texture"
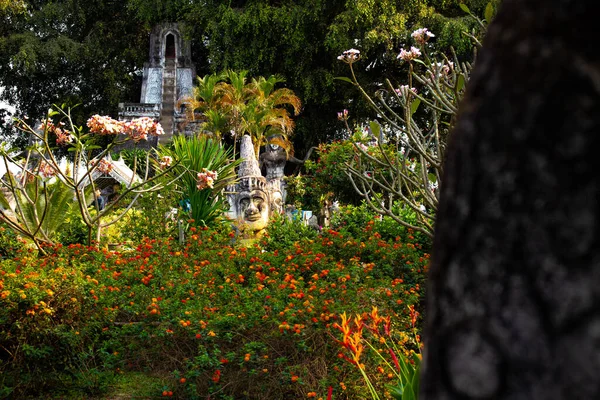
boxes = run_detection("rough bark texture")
[422,1,600,399]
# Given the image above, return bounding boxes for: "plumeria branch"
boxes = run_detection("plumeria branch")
[337,23,483,237]
[0,105,185,248]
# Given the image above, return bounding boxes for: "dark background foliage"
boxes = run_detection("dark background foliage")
[0,0,500,152]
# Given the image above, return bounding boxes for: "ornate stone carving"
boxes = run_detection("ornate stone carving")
[260,143,288,210]
[144,68,163,104]
[177,68,194,100]
[234,135,270,237]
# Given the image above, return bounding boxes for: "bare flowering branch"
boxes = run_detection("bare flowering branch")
[0,105,179,250]
[87,115,164,142]
[338,24,485,237]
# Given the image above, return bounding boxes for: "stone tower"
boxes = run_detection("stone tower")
[119,23,196,145]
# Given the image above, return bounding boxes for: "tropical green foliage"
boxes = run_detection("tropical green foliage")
[0,0,500,152]
[0,172,76,245]
[158,134,239,227]
[180,70,301,157]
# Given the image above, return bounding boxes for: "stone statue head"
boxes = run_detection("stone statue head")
[265,179,283,215]
[271,188,283,215]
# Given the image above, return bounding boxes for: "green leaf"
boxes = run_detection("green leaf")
[459,3,471,14]
[369,121,381,138]
[388,385,404,399]
[457,75,466,92]
[411,370,420,399]
[485,2,494,22]
[40,181,76,237]
[334,76,355,84]
[428,173,437,183]
[0,189,11,210]
[410,98,421,115]
[86,145,102,150]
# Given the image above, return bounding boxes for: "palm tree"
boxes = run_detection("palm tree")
[244,75,301,157]
[178,72,228,138]
[216,70,253,157]
[180,71,302,159]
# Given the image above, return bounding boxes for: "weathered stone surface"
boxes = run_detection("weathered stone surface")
[238,136,262,178]
[120,23,196,142]
[260,143,288,210]
[233,135,270,236]
[422,1,600,399]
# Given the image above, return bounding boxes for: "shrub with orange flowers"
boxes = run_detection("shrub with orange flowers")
[0,215,428,398]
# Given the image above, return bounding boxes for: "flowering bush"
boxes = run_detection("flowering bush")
[0,223,23,259]
[337,15,488,238]
[0,106,175,251]
[0,222,428,398]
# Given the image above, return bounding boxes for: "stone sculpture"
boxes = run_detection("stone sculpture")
[260,142,287,212]
[230,136,314,238]
[234,135,270,238]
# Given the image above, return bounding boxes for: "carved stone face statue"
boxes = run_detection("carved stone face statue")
[271,189,283,214]
[238,189,269,231]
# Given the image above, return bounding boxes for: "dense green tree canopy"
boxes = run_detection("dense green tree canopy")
[0,0,500,151]
[0,0,148,131]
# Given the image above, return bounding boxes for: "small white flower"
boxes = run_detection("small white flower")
[411,28,435,45]
[337,48,361,64]
[397,46,421,62]
[394,85,418,98]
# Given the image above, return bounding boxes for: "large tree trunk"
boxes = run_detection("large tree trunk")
[422,1,600,399]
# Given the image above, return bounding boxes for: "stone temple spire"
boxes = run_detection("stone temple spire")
[238,135,262,178]
[118,22,196,146]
